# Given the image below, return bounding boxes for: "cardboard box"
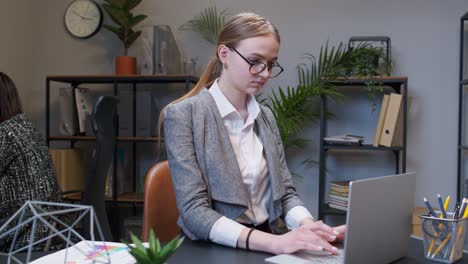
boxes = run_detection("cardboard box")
[412,207,430,238]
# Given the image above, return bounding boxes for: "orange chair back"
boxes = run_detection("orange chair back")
[142,160,180,242]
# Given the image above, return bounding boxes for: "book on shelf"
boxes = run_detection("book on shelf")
[329,180,350,190]
[74,87,94,135]
[328,180,350,211]
[328,189,349,196]
[328,193,349,202]
[323,135,364,146]
[329,201,348,211]
[49,149,85,196]
[58,87,77,136]
[379,93,403,147]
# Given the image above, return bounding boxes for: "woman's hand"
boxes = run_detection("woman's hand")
[301,218,346,243]
[270,221,341,255]
[333,225,346,242]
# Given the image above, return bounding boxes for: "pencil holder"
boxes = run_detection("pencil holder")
[420,212,468,263]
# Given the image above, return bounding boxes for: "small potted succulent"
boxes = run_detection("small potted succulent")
[126,229,184,264]
[102,0,147,75]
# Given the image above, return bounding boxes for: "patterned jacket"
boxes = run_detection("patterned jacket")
[0,113,63,251]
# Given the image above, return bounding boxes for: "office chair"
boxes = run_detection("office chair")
[142,160,180,242]
[82,95,119,242]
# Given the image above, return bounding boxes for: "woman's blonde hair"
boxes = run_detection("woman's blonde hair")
[175,12,280,103]
[157,12,279,157]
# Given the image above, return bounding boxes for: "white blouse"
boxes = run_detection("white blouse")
[208,80,313,248]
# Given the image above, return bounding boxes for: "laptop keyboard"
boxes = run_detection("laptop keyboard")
[296,249,344,263]
[265,248,345,264]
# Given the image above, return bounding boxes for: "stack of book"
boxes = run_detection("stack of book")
[328,181,350,211]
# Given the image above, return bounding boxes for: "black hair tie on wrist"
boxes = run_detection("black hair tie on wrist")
[246,228,255,251]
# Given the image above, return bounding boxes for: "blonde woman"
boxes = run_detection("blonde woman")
[163,13,345,255]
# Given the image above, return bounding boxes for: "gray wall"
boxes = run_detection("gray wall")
[2,0,468,217]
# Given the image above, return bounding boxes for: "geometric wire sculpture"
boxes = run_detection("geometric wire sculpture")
[0,201,110,264]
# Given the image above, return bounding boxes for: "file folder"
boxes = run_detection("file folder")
[379,93,403,147]
[373,94,390,147]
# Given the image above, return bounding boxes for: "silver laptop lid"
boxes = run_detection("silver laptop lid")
[344,172,416,264]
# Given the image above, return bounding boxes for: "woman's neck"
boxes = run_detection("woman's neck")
[217,78,248,114]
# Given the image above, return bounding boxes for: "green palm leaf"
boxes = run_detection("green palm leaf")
[260,42,361,158]
[179,6,227,45]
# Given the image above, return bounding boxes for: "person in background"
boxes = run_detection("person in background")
[163,13,345,255]
[0,72,63,251]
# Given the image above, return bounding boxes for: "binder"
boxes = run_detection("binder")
[379,93,403,147]
[373,94,390,147]
[49,149,85,194]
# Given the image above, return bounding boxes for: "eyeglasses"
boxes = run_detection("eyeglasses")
[227,46,284,78]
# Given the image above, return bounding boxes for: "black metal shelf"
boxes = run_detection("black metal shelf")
[49,136,163,143]
[459,145,468,151]
[318,77,408,220]
[323,143,404,151]
[47,74,198,86]
[321,204,347,216]
[46,74,197,240]
[458,13,468,202]
[326,76,407,93]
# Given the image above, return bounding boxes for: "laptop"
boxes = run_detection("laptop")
[265,172,416,264]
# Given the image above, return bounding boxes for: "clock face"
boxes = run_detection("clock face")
[64,0,103,38]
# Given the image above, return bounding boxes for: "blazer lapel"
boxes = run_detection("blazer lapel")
[199,90,249,207]
[255,109,285,203]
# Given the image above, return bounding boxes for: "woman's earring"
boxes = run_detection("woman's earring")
[223,63,228,70]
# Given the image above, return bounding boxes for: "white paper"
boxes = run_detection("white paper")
[74,87,93,134]
[58,87,76,135]
[30,241,136,264]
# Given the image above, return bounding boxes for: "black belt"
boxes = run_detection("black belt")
[243,221,271,233]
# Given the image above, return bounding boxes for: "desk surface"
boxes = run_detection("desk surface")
[170,237,468,264]
[1,237,467,263]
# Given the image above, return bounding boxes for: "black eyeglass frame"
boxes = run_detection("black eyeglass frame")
[226,46,284,78]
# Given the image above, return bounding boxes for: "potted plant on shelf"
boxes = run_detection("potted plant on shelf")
[126,229,184,264]
[102,0,147,75]
[342,44,393,110]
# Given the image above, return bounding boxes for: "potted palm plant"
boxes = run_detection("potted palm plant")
[179,6,227,45]
[102,0,147,75]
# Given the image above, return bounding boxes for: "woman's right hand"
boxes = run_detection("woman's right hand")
[270,221,340,255]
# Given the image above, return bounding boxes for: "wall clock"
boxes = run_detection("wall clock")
[64,0,103,39]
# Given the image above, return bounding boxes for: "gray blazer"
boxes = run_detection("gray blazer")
[163,88,305,240]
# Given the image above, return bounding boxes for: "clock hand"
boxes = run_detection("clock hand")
[71,9,85,19]
[71,8,95,20]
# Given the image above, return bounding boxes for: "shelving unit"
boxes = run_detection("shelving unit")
[46,75,197,238]
[318,76,408,219]
[457,12,468,202]
[46,74,197,202]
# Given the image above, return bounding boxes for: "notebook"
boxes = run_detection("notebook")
[265,172,416,264]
